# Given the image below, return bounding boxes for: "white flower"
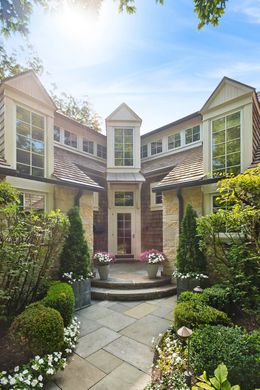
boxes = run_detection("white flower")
[46,368,54,375]
[31,379,38,387]
[0,378,8,385]
[38,375,43,381]
[38,358,44,365]
[31,364,39,370]
[14,366,19,372]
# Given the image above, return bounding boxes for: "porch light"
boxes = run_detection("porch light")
[177,326,193,388]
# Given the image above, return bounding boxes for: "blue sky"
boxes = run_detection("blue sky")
[6,0,260,133]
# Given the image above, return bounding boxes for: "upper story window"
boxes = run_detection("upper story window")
[150,182,163,210]
[114,128,133,166]
[83,139,94,154]
[64,130,77,148]
[115,192,134,206]
[54,126,61,142]
[212,112,241,175]
[185,125,200,144]
[97,144,107,159]
[168,133,181,150]
[19,192,45,211]
[151,139,162,155]
[16,106,45,177]
[141,144,148,158]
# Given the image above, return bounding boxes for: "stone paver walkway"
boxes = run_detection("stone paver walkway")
[45,295,177,390]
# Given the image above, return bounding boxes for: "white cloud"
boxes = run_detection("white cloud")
[233,0,260,24]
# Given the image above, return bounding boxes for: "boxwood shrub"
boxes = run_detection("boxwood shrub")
[177,291,203,304]
[190,325,260,390]
[201,285,233,313]
[9,303,64,356]
[174,301,231,329]
[42,281,75,326]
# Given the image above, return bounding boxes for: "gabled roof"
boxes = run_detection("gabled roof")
[106,102,142,123]
[201,77,255,113]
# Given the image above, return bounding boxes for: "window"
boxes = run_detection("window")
[19,192,45,211]
[151,139,162,155]
[83,139,94,154]
[141,144,148,158]
[114,128,133,166]
[97,144,107,159]
[115,192,134,206]
[155,192,162,204]
[168,133,181,150]
[16,106,45,177]
[54,126,61,142]
[185,125,200,144]
[150,183,163,210]
[64,130,77,148]
[212,112,240,175]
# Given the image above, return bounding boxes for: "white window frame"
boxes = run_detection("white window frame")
[64,130,78,149]
[168,132,181,150]
[185,125,201,145]
[150,182,163,211]
[114,191,135,207]
[20,191,46,211]
[93,192,99,211]
[151,139,163,155]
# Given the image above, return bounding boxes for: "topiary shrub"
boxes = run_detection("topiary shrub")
[201,285,233,313]
[174,301,231,329]
[59,207,90,279]
[9,303,64,356]
[42,281,75,326]
[177,291,203,304]
[190,325,260,390]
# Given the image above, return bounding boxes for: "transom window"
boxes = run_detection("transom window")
[19,192,45,211]
[151,139,162,155]
[185,125,200,144]
[168,133,181,150]
[114,128,133,166]
[212,112,241,175]
[54,126,61,142]
[97,144,107,159]
[16,106,45,177]
[64,130,77,148]
[115,192,134,206]
[83,139,94,154]
[141,144,148,158]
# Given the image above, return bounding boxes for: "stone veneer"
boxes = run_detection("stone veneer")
[162,186,203,276]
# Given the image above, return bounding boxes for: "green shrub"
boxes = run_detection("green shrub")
[190,325,260,390]
[9,303,64,356]
[42,281,75,326]
[174,301,231,329]
[192,363,240,390]
[178,291,203,304]
[202,285,233,312]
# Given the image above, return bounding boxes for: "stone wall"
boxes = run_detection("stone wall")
[162,186,203,275]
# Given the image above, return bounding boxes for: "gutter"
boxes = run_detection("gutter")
[152,176,221,193]
[176,188,184,233]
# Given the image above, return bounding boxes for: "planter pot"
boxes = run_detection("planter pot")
[72,279,91,311]
[97,264,110,280]
[147,263,159,279]
[177,277,200,296]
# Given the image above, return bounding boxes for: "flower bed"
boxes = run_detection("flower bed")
[0,317,80,389]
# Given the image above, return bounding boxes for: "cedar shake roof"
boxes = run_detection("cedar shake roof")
[154,146,204,190]
[53,157,103,191]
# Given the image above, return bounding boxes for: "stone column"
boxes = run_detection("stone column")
[79,192,94,258]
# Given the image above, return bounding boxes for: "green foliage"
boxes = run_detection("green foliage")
[9,303,64,356]
[197,165,260,313]
[194,0,227,29]
[190,325,260,390]
[201,285,232,312]
[174,301,230,329]
[42,281,75,327]
[176,204,207,274]
[0,182,20,206]
[177,291,203,304]
[0,188,68,323]
[59,207,91,279]
[192,363,240,390]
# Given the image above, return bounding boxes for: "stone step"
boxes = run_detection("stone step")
[91,285,177,301]
[91,277,172,290]
[114,258,140,264]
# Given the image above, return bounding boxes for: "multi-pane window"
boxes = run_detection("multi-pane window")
[115,192,134,206]
[212,112,240,175]
[151,139,162,155]
[97,144,107,159]
[54,126,61,142]
[16,106,45,177]
[185,125,200,144]
[141,144,148,158]
[83,139,94,154]
[114,128,133,166]
[19,192,45,211]
[64,130,77,148]
[168,133,181,150]
[155,191,162,204]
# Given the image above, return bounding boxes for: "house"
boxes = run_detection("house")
[0,71,259,275]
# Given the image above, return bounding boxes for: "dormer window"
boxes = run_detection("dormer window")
[114,128,133,166]
[54,126,61,142]
[151,139,162,155]
[83,139,94,154]
[97,144,107,159]
[168,133,181,150]
[141,144,148,158]
[185,125,200,144]
[64,130,77,148]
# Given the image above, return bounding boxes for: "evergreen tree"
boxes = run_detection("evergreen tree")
[59,207,90,278]
[176,203,206,274]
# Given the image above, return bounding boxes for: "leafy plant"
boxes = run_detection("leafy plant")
[59,207,91,279]
[192,363,240,390]
[177,291,203,304]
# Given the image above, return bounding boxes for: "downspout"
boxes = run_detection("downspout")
[177,187,184,233]
[74,189,83,207]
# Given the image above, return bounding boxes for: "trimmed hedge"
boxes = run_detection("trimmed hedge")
[42,281,75,326]
[177,291,203,304]
[174,301,231,329]
[9,303,64,356]
[190,325,260,390]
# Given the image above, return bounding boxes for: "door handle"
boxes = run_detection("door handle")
[132,234,135,239]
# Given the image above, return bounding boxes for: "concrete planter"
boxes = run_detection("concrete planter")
[73,279,91,311]
[97,264,110,280]
[147,263,159,279]
[177,277,199,296]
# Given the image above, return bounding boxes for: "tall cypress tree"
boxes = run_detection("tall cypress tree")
[59,207,90,278]
[176,203,206,274]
